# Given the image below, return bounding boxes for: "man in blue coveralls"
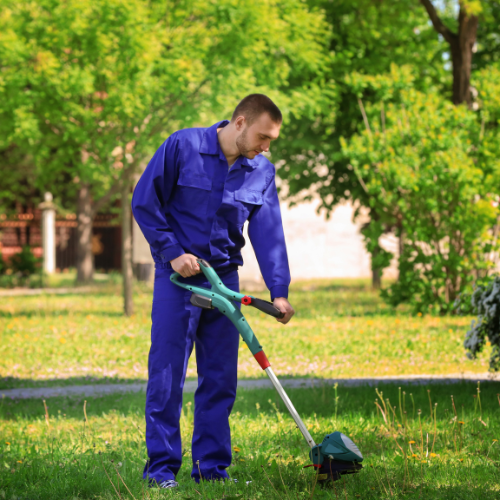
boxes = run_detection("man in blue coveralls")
[131,94,295,488]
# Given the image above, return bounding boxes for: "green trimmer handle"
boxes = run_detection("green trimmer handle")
[169,259,281,369]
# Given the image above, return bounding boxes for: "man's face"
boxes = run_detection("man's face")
[235,112,281,159]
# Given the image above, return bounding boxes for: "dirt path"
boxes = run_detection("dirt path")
[1,373,498,400]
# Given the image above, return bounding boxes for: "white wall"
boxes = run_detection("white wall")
[132,196,399,285]
[239,198,398,286]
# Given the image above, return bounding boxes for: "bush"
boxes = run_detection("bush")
[0,246,44,288]
[9,246,40,276]
[0,253,6,275]
[342,85,500,314]
[454,275,500,371]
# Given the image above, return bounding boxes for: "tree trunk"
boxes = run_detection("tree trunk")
[420,0,478,106]
[372,246,381,290]
[121,180,134,316]
[450,8,478,106]
[398,224,404,283]
[76,184,94,284]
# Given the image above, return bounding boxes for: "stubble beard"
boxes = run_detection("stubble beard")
[235,128,255,159]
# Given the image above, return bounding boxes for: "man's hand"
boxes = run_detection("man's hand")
[170,253,202,278]
[273,297,295,324]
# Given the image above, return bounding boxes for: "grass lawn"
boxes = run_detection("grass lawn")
[1,275,499,498]
[0,277,493,390]
[1,382,499,499]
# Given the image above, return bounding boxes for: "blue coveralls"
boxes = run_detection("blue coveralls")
[131,119,291,483]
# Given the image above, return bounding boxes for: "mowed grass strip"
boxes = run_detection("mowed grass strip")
[0,278,491,389]
[1,382,499,499]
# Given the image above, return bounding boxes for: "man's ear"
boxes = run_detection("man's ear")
[234,115,246,131]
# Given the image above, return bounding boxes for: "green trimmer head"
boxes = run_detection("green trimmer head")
[310,432,363,483]
[170,259,363,483]
[310,431,363,465]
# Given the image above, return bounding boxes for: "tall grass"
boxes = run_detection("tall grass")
[1,381,499,499]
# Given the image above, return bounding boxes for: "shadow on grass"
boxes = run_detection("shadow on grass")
[0,307,126,319]
[1,380,499,421]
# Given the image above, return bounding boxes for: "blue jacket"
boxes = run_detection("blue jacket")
[131,120,290,301]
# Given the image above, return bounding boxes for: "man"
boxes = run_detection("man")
[131,94,295,488]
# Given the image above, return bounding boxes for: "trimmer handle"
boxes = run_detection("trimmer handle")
[246,296,285,319]
[181,259,285,319]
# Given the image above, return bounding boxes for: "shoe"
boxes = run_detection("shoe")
[158,479,179,488]
[226,478,252,485]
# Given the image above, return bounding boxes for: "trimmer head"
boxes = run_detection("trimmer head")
[310,431,363,465]
[310,432,363,483]
[317,458,363,484]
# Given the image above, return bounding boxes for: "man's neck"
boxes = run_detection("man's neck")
[217,124,240,166]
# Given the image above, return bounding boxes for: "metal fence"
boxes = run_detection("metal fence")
[0,211,122,271]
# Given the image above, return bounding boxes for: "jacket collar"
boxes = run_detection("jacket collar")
[199,120,229,154]
[199,120,258,169]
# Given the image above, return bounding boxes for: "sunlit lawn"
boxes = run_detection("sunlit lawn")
[1,274,499,498]
[0,275,492,390]
[1,382,499,499]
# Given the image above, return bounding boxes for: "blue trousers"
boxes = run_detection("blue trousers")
[143,265,240,483]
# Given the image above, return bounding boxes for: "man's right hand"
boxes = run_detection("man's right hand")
[170,253,202,278]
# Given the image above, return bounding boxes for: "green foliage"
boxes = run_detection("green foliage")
[455,275,500,371]
[275,0,447,209]
[360,218,393,276]
[0,246,44,288]
[9,246,40,276]
[474,1,500,70]
[341,81,500,314]
[0,251,6,275]
[0,0,330,211]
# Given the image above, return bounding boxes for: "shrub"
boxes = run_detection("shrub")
[9,246,40,277]
[455,275,500,371]
[0,252,6,275]
[342,87,500,314]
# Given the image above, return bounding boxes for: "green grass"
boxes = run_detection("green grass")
[1,382,499,499]
[0,278,492,390]
[1,277,499,498]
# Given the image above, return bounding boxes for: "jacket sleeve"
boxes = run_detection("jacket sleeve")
[131,133,185,264]
[248,173,291,301]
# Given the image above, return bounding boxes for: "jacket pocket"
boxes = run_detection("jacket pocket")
[177,171,213,190]
[173,170,213,216]
[232,189,264,226]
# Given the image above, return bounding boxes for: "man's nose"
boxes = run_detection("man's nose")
[261,141,270,152]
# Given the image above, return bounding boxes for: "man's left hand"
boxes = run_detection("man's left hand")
[273,297,295,324]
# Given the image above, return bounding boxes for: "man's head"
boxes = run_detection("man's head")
[231,94,282,159]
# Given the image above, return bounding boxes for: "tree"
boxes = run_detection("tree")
[1,0,330,312]
[341,76,500,313]
[473,1,500,70]
[419,0,480,106]
[275,0,446,287]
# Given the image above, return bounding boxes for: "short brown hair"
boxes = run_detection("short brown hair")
[231,94,282,125]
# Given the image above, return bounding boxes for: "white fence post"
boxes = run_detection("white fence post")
[40,192,56,274]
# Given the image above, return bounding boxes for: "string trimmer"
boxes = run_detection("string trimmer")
[171,259,363,484]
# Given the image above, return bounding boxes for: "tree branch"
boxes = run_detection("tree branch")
[419,0,457,45]
[357,97,372,135]
[92,160,140,217]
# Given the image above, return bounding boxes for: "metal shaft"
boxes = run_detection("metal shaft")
[265,367,316,449]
